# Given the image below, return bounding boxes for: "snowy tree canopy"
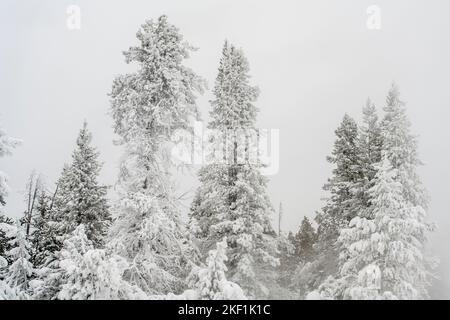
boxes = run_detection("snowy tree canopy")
[381,83,428,208]
[50,122,110,249]
[108,15,205,296]
[189,41,278,299]
[182,238,246,300]
[0,122,20,208]
[57,225,146,300]
[3,221,33,299]
[332,85,434,300]
[292,216,317,262]
[338,157,433,299]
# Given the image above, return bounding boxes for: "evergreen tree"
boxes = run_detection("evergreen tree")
[292,216,317,262]
[0,122,20,208]
[0,214,13,266]
[338,157,433,299]
[186,238,246,300]
[189,41,278,298]
[359,99,383,182]
[30,189,59,266]
[56,225,145,300]
[381,83,427,208]
[108,15,205,296]
[4,221,33,298]
[0,280,16,300]
[0,121,20,263]
[51,122,110,249]
[335,84,434,300]
[274,232,296,298]
[313,114,362,282]
[355,99,383,218]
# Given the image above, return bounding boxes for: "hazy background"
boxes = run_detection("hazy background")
[1,0,449,298]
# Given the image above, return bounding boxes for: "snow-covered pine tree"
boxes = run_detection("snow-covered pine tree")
[50,122,110,249]
[0,121,20,209]
[338,156,433,299]
[55,225,146,300]
[30,189,59,267]
[292,216,317,262]
[356,99,383,216]
[4,221,33,299]
[108,15,205,296]
[32,224,93,300]
[313,114,363,282]
[0,214,13,266]
[381,83,428,208]
[273,231,296,298]
[335,84,434,300]
[189,41,278,298]
[184,238,246,300]
[0,121,20,264]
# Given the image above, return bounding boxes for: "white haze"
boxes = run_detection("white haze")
[1,0,449,298]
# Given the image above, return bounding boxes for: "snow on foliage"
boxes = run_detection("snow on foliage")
[50,122,110,249]
[334,85,434,300]
[0,121,20,209]
[36,225,146,300]
[168,239,246,300]
[108,15,205,296]
[189,41,278,299]
[3,222,33,299]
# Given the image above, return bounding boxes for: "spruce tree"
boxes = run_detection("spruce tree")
[381,83,428,207]
[56,225,145,300]
[30,189,59,266]
[187,238,246,300]
[0,121,20,270]
[189,41,278,298]
[314,114,362,281]
[355,99,383,217]
[0,214,13,266]
[51,122,110,248]
[108,15,205,296]
[0,122,20,208]
[336,84,434,299]
[4,221,33,298]
[338,157,433,299]
[292,216,317,262]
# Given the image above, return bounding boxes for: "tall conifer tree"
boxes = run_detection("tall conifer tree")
[189,41,278,298]
[108,16,205,295]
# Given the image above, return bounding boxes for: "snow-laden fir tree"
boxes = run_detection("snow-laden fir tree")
[273,232,296,298]
[335,84,434,300]
[0,121,20,209]
[0,214,13,266]
[3,222,33,299]
[0,121,20,264]
[50,122,110,249]
[381,83,428,208]
[108,15,205,295]
[57,225,146,300]
[292,216,317,262]
[355,99,383,216]
[0,219,15,300]
[338,157,433,299]
[30,189,59,267]
[189,41,278,298]
[183,238,246,300]
[313,114,363,283]
[290,217,319,299]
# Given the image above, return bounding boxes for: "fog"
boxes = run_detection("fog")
[1,0,449,298]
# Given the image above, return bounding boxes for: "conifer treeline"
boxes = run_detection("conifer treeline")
[0,15,434,300]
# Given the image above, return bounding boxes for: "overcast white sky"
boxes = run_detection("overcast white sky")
[1,0,450,298]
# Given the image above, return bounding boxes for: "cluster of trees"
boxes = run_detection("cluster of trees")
[0,15,434,300]
[291,87,435,300]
